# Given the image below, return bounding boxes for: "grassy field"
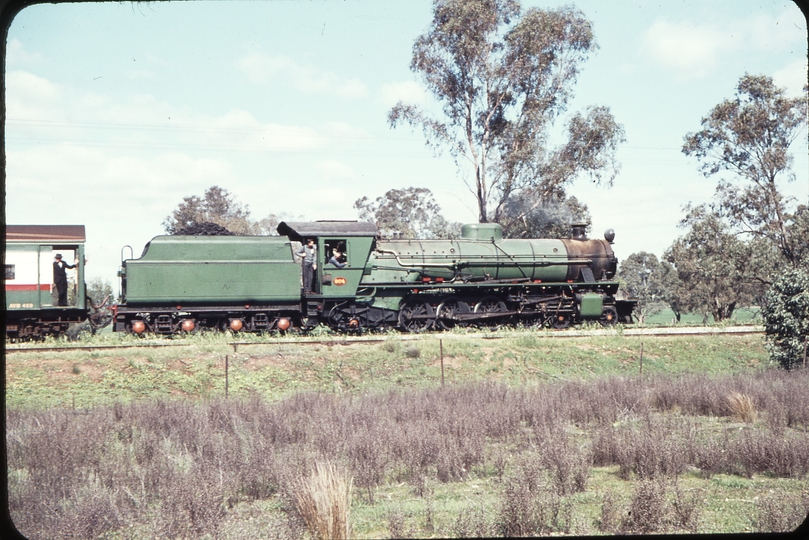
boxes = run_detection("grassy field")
[6,327,809,538]
[6,328,770,409]
[644,306,761,326]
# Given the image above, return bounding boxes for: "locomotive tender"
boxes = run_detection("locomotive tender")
[113,221,635,335]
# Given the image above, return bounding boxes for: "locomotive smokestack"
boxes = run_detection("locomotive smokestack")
[570,223,587,240]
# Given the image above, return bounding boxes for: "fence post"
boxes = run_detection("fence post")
[440,339,445,387]
[225,354,229,398]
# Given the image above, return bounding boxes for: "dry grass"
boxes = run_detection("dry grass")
[727,392,757,423]
[7,369,809,538]
[291,461,353,540]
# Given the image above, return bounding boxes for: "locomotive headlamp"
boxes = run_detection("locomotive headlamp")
[131,320,146,334]
[604,229,615,243]
[181,319,195,332]
[277,317,291,331]
[229,319,244,331]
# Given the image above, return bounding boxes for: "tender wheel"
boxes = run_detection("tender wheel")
[436,297,471,330]
[551,313,571,329]
[399,299,435,333]
[600,306,619,326]
[129,319,148,335]
[473,296,509,329]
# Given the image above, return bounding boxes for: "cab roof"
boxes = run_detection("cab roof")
[276,221,378,242]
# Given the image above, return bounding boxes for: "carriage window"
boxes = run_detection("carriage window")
[5,264,15,280]
[324,240,348,267]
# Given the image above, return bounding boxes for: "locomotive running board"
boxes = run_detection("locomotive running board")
[405,310,523,321]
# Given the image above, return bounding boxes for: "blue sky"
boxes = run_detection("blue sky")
[5,0,807,289]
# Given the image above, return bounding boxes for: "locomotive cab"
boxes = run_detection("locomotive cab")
[276,221,378,298]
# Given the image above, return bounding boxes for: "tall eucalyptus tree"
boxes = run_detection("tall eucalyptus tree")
[389,0,624,226]
[683,75,808,267]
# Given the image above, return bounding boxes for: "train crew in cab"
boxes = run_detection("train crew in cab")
[297,238,317,294]
[53,253,76,306]
[328,248,346,268]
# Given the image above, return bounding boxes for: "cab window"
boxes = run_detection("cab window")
[324,239,348,267]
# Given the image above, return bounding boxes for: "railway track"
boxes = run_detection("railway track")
[5,325,764,354]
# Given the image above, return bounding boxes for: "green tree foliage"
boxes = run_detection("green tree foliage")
[498,193,590,239]
[86,277,114,306]
[389,0,624,225]
[617,252,677,324]
[682,74,808,267]
[163,186,259,235]
[664,207,763,322]
[354,187,462,239]
[787,204,809,269]
[761,268,809,370]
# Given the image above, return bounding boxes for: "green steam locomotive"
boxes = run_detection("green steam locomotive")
[113,221,635,335]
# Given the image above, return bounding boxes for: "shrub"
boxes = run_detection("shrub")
[7,373,809,537]
[533,487,574,535]
[761,267,809,370]
[497,476,536,537]
[289,461,353,540]
[670,478,702,533]
[621,479,668,534]
[597,490,621,533]
[606,416,689,480]
[727,392,757,423]
[386,506,408,539]
[452,504,494,538]
[535,430,592,495]
[752,488,809,532]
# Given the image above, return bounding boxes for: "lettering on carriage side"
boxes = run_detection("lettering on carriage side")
[333,277,347,286]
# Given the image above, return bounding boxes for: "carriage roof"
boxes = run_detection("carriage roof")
[6,225,86,244]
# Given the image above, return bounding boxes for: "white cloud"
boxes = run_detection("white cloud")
[4,66,367,284]
[316,160,355,180]
[237,51,368,98]
[5,142,241,284]
[125,69,155,81]
[6,38,42,66]
[6,70,61,117]
[237,52,295,84]
[306,187,358,216]
[6,71,327,154]
[378,80,427,107]
[744,8,807,52]
[209,109,324,152]
[772,58,808,96]
[641,20,737,79]
[7,144,232,206]
[641,6,807,81]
